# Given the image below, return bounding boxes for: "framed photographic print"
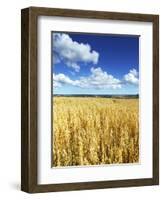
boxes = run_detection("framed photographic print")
[21,7,159,193]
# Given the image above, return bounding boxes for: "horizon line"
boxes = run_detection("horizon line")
[53,94,139,96]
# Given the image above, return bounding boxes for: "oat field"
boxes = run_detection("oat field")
[52,97,139,167]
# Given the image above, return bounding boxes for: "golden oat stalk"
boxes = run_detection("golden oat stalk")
[52,97,139,167]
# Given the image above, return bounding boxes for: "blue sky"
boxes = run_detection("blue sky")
[52,32,139,95]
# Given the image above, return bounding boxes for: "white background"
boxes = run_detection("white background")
[0,0,162,199]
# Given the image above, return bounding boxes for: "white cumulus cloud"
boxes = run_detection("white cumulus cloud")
[53,73,77,87]
[124,68,139,85]
[53,67,121,90]
[53,33,99,72]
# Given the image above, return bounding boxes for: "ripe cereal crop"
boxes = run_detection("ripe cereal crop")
[52,97,139,167]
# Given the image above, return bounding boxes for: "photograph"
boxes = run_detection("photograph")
[21,7,159,193]
[52,32,139,167]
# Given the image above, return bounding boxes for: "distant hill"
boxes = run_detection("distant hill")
[53,94,139,99]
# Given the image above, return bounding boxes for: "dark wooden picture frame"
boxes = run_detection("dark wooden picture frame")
[21,7,159,193]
